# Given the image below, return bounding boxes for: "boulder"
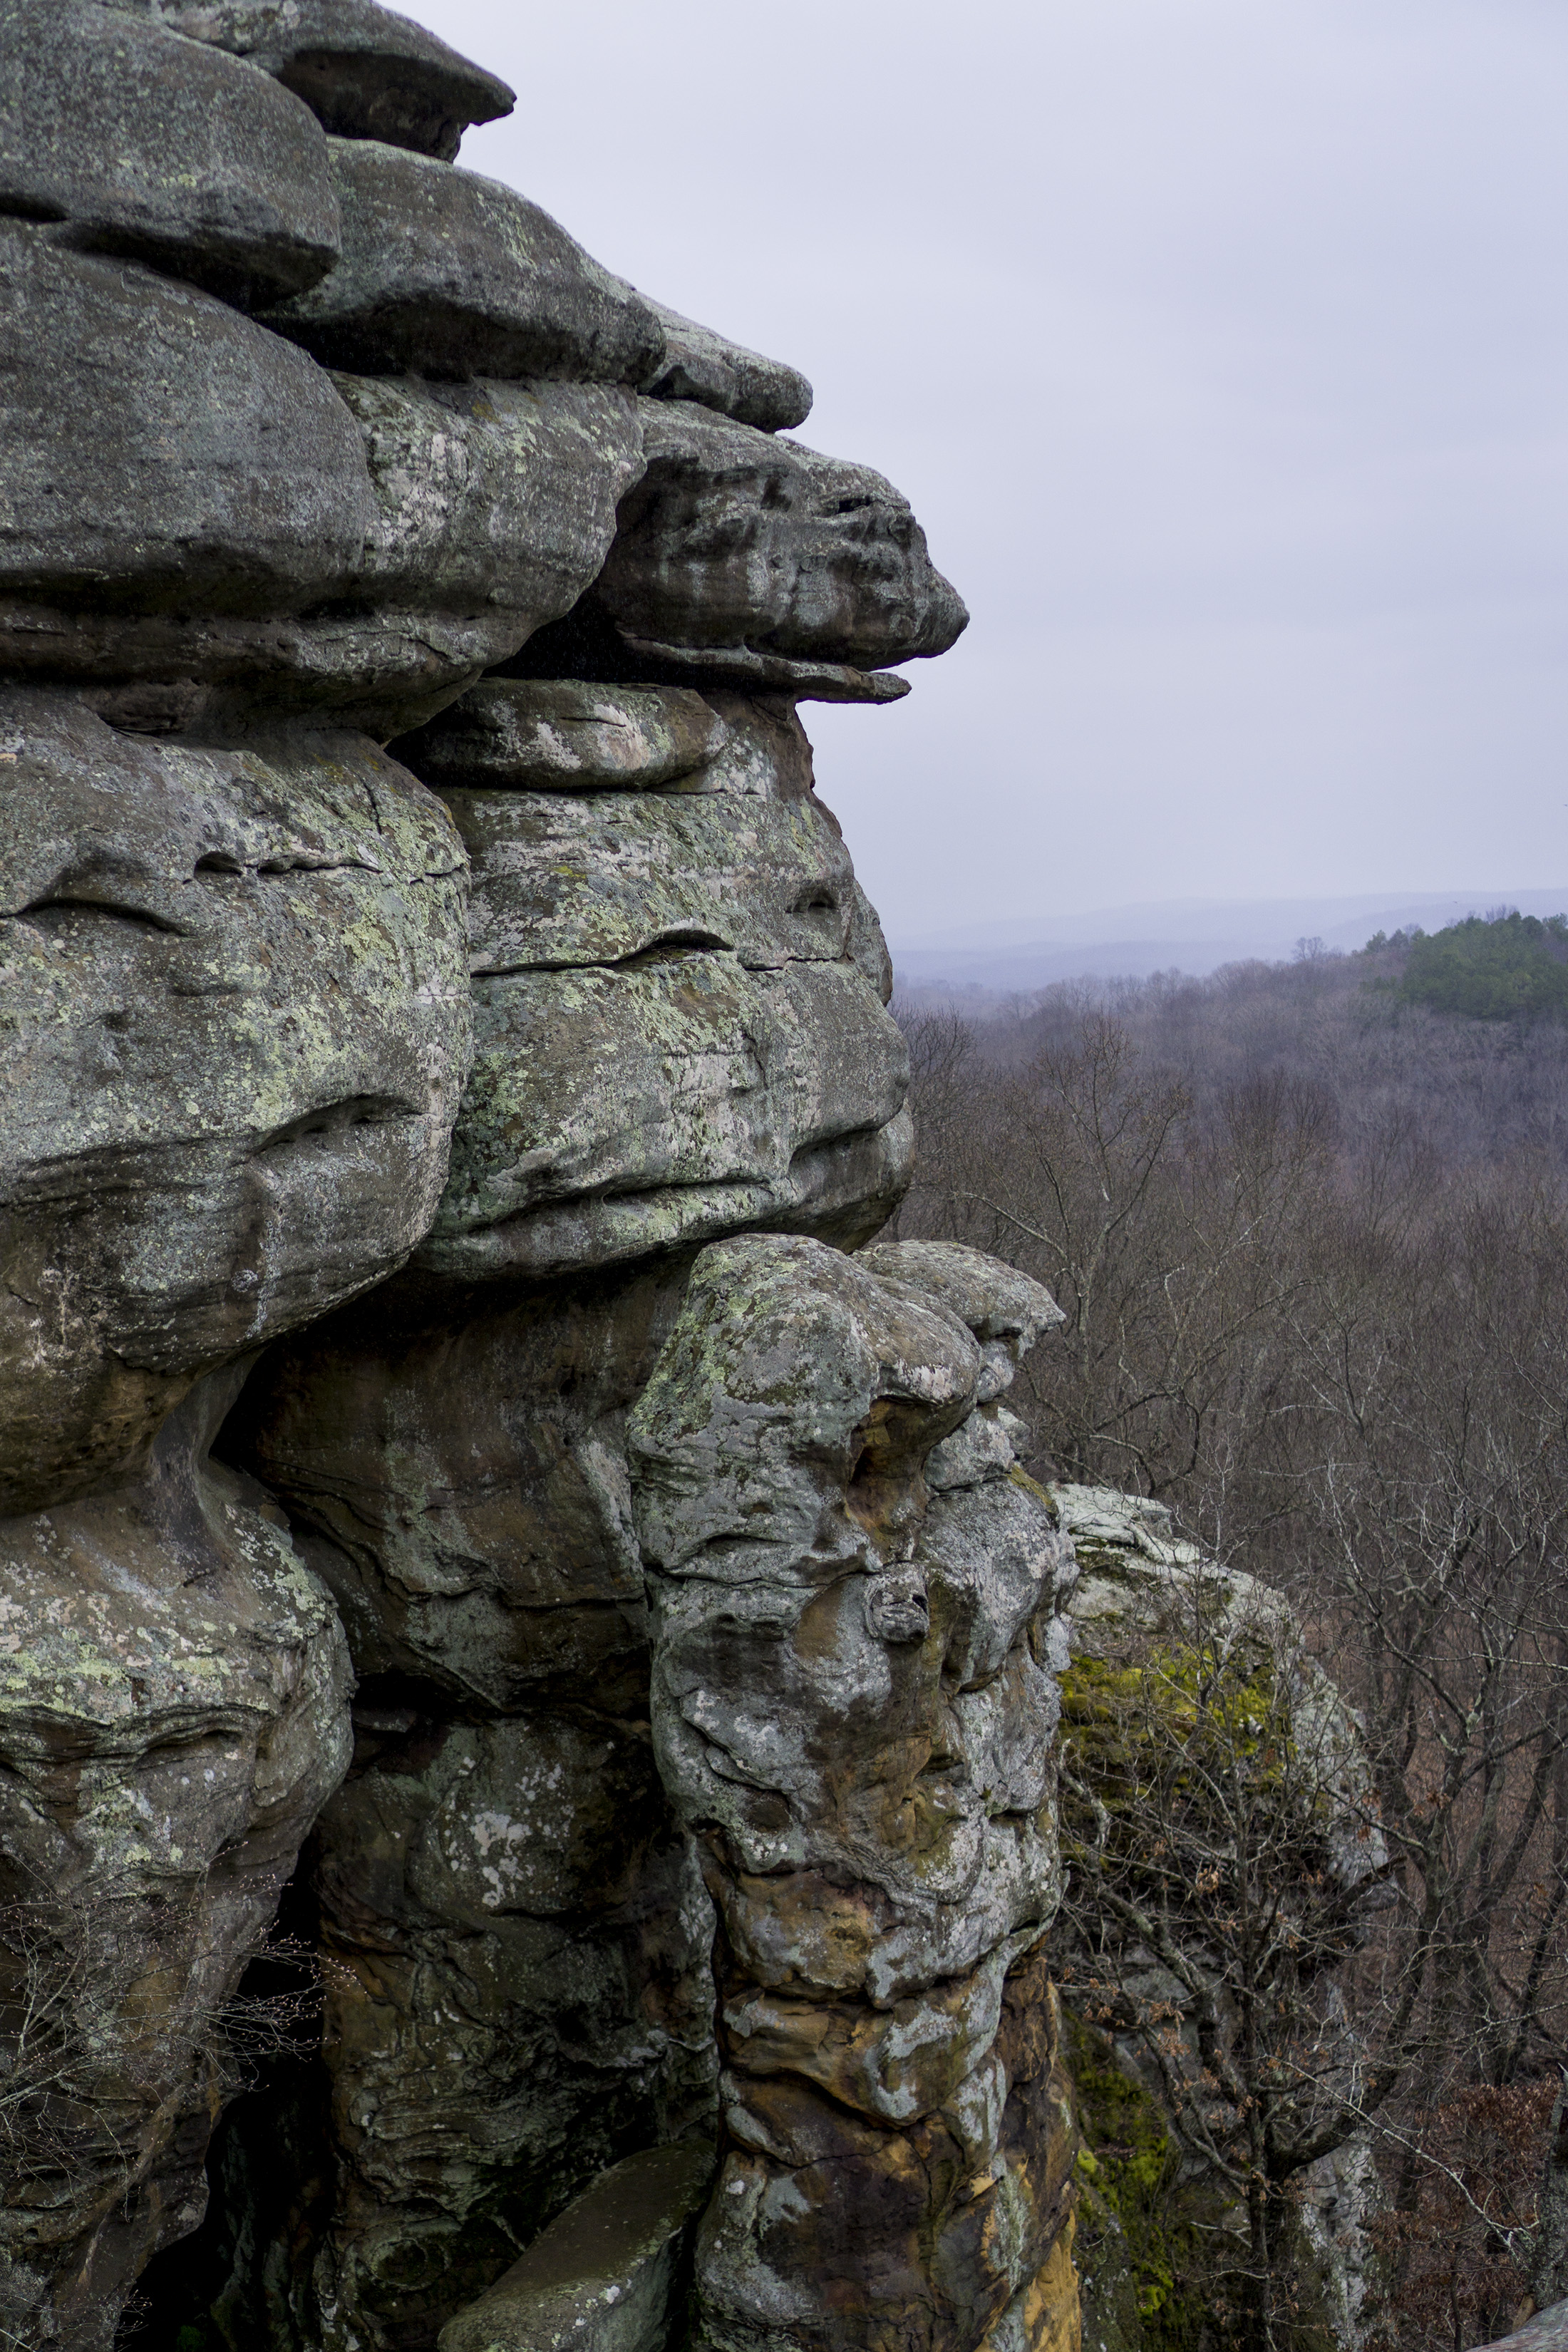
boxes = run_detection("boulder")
[574,398,968,693]
[124,0,516,161]
[0,693,470,1515]
[340,373,644,648]
[0,1362,353,2352]
[0,237,644,730]
[262,138,664,382]
[1052,1484,1390,2350]
[438,2144,716,2352]
[627,1233,1078,2352]
[0,226,373,618]
[637,295,813,433]
[0,0,339,306]
[391,680,729,794]
[1056,1483,1386,1899]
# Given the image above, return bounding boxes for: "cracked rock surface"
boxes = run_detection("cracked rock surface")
[0,9,1080,2350]
[629,1237,1078,2352]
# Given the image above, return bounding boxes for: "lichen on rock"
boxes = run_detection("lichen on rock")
[0,11,1080,2350]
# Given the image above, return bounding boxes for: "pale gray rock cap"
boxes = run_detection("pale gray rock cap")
[262,138,664,381]
[861,1239,1066,1399]
[438,2142,714,2352]
[1470,2304,1568,2352]
[638,294,813,432]
[0,0,340,306]
[101,0,515,160]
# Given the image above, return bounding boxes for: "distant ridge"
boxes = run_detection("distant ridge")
[892,888,1568,999]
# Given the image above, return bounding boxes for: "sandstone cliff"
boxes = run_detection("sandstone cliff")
[0,9,1082,2352]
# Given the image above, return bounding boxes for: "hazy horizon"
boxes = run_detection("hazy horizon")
[899,884,1568,955]
[891,884,1568,993]
[398,1,1568,944]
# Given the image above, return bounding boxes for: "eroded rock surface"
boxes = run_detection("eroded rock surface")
[0,694,469,1515]
[0,227,644,733]
[1052,1486,1388,2352]
[629,1237,1078,2352]
[505,402,969,704]
[636,298,813,433]
[0,1363,352,2352]
[412,689,910,1282]
[0,12,1076,2351]
[0,227,372,623]
[0,1,340,306]
[220,1264,718,2350]
[439,2142,715,2352]
[392,680,728,794]
[115,0,517,160]
[262,140,664,383]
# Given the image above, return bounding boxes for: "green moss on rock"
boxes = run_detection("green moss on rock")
[1066,2010,1212,2352]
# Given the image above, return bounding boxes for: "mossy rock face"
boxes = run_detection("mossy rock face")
[1051,1485,1386,2352]
[1065,2011,1216,2352]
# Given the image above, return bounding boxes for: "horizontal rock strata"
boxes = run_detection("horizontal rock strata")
[261,139,664,382]
[0,692,469,1515]
[636,296,813,433]
[0,9,1080,2350]
[402,687,909,1283]
[116,0,518,160]
[0,1,340,305]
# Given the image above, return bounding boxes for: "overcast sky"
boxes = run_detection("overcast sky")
[402,0,1568,944]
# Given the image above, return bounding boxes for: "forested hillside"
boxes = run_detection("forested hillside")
[891,912,1568,2352]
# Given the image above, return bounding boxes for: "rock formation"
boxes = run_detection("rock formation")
[1050,1488,1388,2352]
[0,6,1079,2351]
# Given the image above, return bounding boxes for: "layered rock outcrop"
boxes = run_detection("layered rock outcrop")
[0,8,1077,2352]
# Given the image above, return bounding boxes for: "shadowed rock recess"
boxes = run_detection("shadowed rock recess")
[0,7,1082,2350]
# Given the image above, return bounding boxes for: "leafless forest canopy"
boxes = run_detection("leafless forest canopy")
[891,937,1568,2352]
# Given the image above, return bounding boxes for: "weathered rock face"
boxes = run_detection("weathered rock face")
[0,227,373,617]
[0,1,341,306]
[0,693,470,1516]
[0,1361,353,2352]
[399,691,910,1284]
[0,10,1078,2352]
[108,0,518,162]
[629,1236,1078,2351]
[635,299,814,434]
[1051,1487,1388,2352]
[393,679,730,793]
[438,2143,716,2352]
[0,225,644,733]
[205,1260,715,2348]
[261,140,665,383]
[597,403,969,677]
[507,403,970,706]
